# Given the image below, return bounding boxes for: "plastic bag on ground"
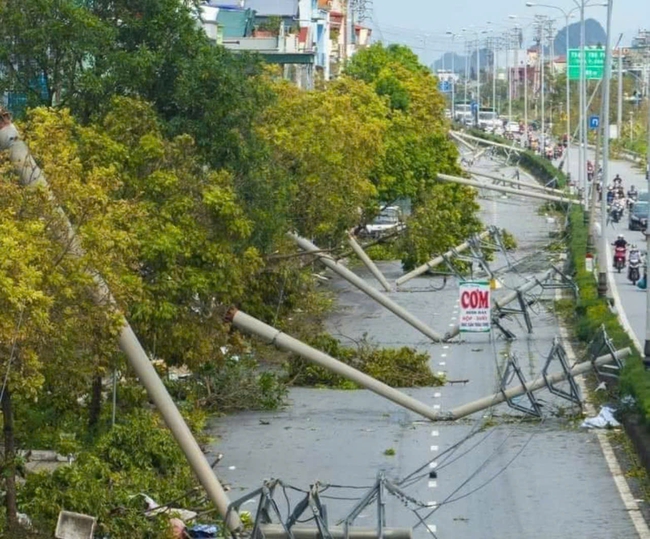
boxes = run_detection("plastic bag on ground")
[580,406,620,429]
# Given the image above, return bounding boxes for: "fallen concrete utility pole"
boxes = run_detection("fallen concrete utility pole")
[447,348,631,420]
[347,232,391,292]
[466,169,575,197]
[437,173,581,205]
[444,267,556,341]
[449,130,477,151]
[227,309,444,421]
[259,526,412,539]
[396,230,491,287]
[288,233,443,342]
[450,130,525,153]
[0,117,242,532]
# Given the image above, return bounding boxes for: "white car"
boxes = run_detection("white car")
[505,122,520,134]
[363,207,405,238]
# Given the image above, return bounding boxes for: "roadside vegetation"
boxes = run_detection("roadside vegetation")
[0,1,485,536]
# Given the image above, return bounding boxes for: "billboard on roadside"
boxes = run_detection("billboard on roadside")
[459,281,491,333]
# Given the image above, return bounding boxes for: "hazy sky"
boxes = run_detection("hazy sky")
[368,0,650,66]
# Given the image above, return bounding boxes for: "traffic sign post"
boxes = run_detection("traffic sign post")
[568,48,605,80]
[438,80,452,93]
[589,115,600,130]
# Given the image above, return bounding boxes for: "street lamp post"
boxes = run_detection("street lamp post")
[463,29,487,127]
[541,17,546,151]
[507,33,513,122]
[476,34,481,126]
[597,0,613,297]
[644,58,650,362]
[446,32,458,120]
[526,3,579,183]
[494,36,499,115]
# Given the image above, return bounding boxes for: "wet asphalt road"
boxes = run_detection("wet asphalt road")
[565,147,649,346]
[208,152,640,538]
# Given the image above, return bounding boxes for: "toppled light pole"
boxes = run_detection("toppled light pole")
[467,169,574,196]
[0,117,242,532]
[288,233,443,342]
[396,230,491,287]
[444,267,556,341]
[347,232,392,292]
[450,130,525,153]
[437,173,582,205]
[447,347,631,420]
[449,130,477,151]
[226,309,444,421]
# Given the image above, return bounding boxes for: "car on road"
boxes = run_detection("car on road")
[362,206,405,238]
[505,121,520,134]
[629,201,649,231]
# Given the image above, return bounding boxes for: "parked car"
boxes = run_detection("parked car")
[362,206,405,238]
[629,201,649,231]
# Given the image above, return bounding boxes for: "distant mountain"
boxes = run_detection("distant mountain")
[431,18,607,72]
[554,18,607,56]
[431,50,491,74]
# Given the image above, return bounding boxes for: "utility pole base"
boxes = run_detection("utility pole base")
[597,272,608,298]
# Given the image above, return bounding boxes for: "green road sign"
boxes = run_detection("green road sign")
[567,48,605,80]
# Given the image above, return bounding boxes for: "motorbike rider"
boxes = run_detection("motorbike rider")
[613,234,628,268]
[613,174,623,187]
[628,185,639,200]
[610,198,625,222]
[614,234,628,249]
[629,245,643,282]
[607,186,615,205]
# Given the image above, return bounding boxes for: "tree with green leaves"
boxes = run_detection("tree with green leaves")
[257,77,389,247]
[346,43,483,268]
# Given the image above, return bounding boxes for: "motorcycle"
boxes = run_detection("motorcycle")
[628,249,642,285]
[613,245,627,273]
[610,202,624,223]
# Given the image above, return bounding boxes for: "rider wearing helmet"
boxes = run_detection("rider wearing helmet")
[614,234,628,249]
[613,174,623,187]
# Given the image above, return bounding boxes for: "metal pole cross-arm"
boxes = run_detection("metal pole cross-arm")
[0,120,243,532]
[448,347,631,419]
[396,230,491,286]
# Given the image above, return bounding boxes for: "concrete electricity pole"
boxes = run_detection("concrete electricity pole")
[476,34,481,125]
[507,34,513,122]
[446,32,458,119]
[598,0,613,297]
[463,33,469,108]
[645,62,650,361]
[617,39,624,138]
[577,0,586,201]
[0,118,242,533]
[494,36,499,115]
